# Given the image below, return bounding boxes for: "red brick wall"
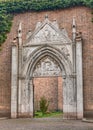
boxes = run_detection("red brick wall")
[33,77,63,112]
[0,6,93,117]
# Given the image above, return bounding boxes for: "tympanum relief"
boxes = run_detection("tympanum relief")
[33,56,62,77]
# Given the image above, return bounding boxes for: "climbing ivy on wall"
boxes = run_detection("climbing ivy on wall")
[0,0,93,46]
[0,10,12,44]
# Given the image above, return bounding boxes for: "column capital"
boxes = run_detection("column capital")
[76,32,82,42]
[11,37,18,46]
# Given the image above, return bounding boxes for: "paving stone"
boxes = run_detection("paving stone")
[0,118,93,130]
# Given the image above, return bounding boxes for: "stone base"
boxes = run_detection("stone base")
[84,111,93,119]
[77,112,83,119]
[63,112,77,119]
[17,112,33,118]
[0,111,10,118]
[11,112,17,119]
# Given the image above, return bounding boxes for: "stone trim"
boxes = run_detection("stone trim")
[11,45,18,118]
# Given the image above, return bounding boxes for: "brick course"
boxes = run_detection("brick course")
[0,6,93,117]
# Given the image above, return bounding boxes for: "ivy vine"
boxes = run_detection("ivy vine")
[0,0,93,46]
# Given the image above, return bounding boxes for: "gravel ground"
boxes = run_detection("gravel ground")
[0,118,93,130]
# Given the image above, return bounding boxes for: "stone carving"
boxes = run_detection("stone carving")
[52,20,59,29]
[61,46,70,57]
[23,47,38,62]
[61,28,68,37]
[31,24,61,43]
[35,21,42,30]
[25,17,72,45]
[26,30,32,39]
[55,45,72,64]
[33,56,62,77]
[31,24,69,44]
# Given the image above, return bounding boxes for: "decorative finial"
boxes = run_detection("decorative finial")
[18,22,22,37]
[72,17,76,28]
[76,32,82,41]
[45,14,48,19]
[72,17,76,42]
[18,21,22,46]
[12,37,18,45]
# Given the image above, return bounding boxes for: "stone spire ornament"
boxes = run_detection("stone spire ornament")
[45,14,48,19]
[72,17,76,42]
[18,22,22,46]
[44,14,49,23]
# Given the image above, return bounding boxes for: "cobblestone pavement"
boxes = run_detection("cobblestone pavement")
[0,118,93,130]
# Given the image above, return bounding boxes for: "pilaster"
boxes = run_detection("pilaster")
[76,32,83,119]
[18,22,23,116]
[63,76,77,119]
[11,45,18,118]
[29,79,34,117]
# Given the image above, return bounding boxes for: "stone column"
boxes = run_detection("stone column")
[76,32,83,119]
[72,17,77,114]
[11,45,18,118]
[17,22,23,116]
[18,46,22,116]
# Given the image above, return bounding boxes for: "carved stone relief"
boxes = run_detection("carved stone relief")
[54,45,72,63]
[61,46,70,57]
[26,30,32,39]
[23,47,38,62]
[32,24,60,43]
[27,24,71,45]
[33,56,62,77]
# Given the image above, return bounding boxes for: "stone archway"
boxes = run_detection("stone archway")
[32,56,63,113]
[20,45,76,119]
[31,54,75,118]
[11,17,83,119]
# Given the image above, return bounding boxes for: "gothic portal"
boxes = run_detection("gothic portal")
[11,16,83,119]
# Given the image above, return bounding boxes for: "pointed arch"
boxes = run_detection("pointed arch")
[20,45,76,119]
[22,45,72,79]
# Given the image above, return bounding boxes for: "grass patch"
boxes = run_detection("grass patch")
[34,111,63,118]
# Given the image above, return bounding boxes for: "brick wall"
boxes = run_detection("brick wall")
[33,77,63,112]
[0,6,93,117]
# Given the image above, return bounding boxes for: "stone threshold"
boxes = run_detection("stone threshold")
[82,118,93,123]
[0,117,8,120]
